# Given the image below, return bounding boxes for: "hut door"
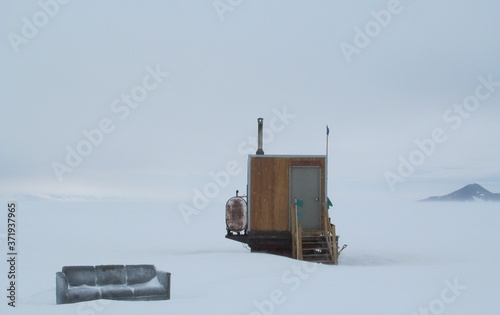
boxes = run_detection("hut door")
[290,166,321,230]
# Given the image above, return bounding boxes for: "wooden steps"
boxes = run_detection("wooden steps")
[301,234,335,264]
[291,202,338,265]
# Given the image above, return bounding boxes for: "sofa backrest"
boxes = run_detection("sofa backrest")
[62,264,158,287]
[62,266,97,287]
[96,265,127,286]
[126,265,157,285]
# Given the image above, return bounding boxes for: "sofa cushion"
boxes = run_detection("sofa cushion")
[96,265,127,286]
[66,286,101,302]
[131,283,167,297]
[63,266,96,287]
[101,285,134,300]
[126,265,157,285]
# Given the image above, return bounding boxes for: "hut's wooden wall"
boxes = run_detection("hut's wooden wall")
[249,156,326,232]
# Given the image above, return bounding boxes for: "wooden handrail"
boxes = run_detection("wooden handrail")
[291,201,297,259]
[291,201,303,260]
[322,202,338,264]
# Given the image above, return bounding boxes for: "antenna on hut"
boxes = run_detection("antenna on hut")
[326,125,333,212]
[326,125,330,185]
[326,125,330,157]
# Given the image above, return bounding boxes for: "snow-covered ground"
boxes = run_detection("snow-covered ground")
[1,197,498,314]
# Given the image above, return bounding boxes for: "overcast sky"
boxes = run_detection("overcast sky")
[1,0,499,203]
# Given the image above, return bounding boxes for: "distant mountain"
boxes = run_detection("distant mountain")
[420,183,500,202]
[0,194,105,202]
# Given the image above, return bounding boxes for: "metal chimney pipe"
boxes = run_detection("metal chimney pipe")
[256,118,264,155]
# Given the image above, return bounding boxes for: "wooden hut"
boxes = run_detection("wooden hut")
[225,119,339,264]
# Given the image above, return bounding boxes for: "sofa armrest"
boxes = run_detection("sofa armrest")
[155,271,171,300]
[56,272,69,304]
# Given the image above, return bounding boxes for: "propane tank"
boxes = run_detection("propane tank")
[225,190,248,234]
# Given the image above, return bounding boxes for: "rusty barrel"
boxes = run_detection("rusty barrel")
[225,196,247,232]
